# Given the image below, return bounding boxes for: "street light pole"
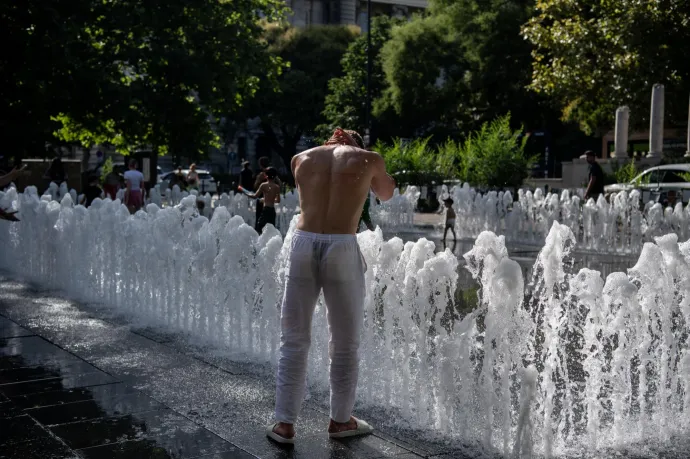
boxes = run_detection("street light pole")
[365,0,372,146]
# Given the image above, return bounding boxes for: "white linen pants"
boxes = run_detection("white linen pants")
[275,229,366,424]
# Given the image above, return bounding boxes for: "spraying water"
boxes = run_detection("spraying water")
[1,188,689,457]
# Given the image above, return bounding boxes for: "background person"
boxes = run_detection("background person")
[584,150,604,201]
[253,156,282,231]
[124,160,145,213]
[43,157,67,184]
[170,165,187,189]
[245,167,281,233]
[239,161,254,192]
[186,164,199,190]
[443,198,457,242]
[83,175,103,207]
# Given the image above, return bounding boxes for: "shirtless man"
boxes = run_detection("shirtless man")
[246,167,281,233]
[266,128,396,444]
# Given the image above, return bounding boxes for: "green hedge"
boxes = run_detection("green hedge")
[375,114,534,189]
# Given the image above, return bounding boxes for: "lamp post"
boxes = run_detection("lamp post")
[366,0,372,146]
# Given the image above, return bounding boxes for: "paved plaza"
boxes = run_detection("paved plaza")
[0,274,479,459]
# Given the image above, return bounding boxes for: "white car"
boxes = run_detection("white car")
[604,164,690,204]
[160,169,217,194]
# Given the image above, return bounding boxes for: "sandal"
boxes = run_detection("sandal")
[266,423,295,445]
[328,417,374,438]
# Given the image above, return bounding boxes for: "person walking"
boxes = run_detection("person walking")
[442,197,457,243]
[43,157,67,184]
[186,164,199,191]
[266,128,396,444]
[584,150,604,201]
[239,161,254,192]
[123,160,145,213]
[170,165,187,190]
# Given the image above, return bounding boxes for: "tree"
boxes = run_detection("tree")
[320,16,404,141]
[378,0,547,139]
[378,15,466,139]
[522,0,690,134]
[1,0,286,159]
[252,24,358,178]
[0,0,100,157]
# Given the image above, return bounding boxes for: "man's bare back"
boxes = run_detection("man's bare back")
[292,144,395,234]
[256,181,281,207]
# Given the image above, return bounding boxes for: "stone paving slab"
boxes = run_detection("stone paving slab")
[0,274,458,458]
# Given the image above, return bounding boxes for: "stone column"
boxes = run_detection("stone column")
[685,95,690,157]
[339,0,356,25]
[613,106,629,158]
[647,84,664,158]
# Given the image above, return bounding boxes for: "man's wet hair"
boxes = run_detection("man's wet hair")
[444,197,454,205]
[266,167,278,180]
[585,150,595,157]
[345,130,364,149]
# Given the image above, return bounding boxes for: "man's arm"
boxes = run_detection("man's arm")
[291,155,299,190]
[247,183,265,199]
[370,154,396,202]
[585,176,595,199]
[0,167,24,188]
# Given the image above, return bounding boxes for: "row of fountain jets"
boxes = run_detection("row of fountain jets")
[1,182,689,457]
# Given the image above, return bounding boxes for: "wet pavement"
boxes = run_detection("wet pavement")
[0,275,482,459]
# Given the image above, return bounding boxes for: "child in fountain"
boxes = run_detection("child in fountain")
[443,198,457,242]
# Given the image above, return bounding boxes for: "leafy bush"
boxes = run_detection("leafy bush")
[100,157,114,185]
[373,113,533,189]
[456,115,534,189]
[609,160,641,184]
[374,137,436,177]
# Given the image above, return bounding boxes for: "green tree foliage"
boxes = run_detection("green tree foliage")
[522,0,690,134]
[1,0,286,159]
[610,161,643,184]
[253,24,358,176]
[378,15,463,138]
[456,114,533,189]
[376,114,533,189]
[374,138,441,184]
[320,16,404,140]
[100,157,114,185]
[377,0,546,138]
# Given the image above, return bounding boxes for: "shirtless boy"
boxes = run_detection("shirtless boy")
[266,128,396,445]
[246,167,281,233]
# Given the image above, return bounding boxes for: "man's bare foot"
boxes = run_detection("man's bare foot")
[273,422,295,439]
[328,417,358,434]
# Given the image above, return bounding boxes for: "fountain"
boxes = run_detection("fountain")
[448,183,690,253]
[1,186,689,458]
